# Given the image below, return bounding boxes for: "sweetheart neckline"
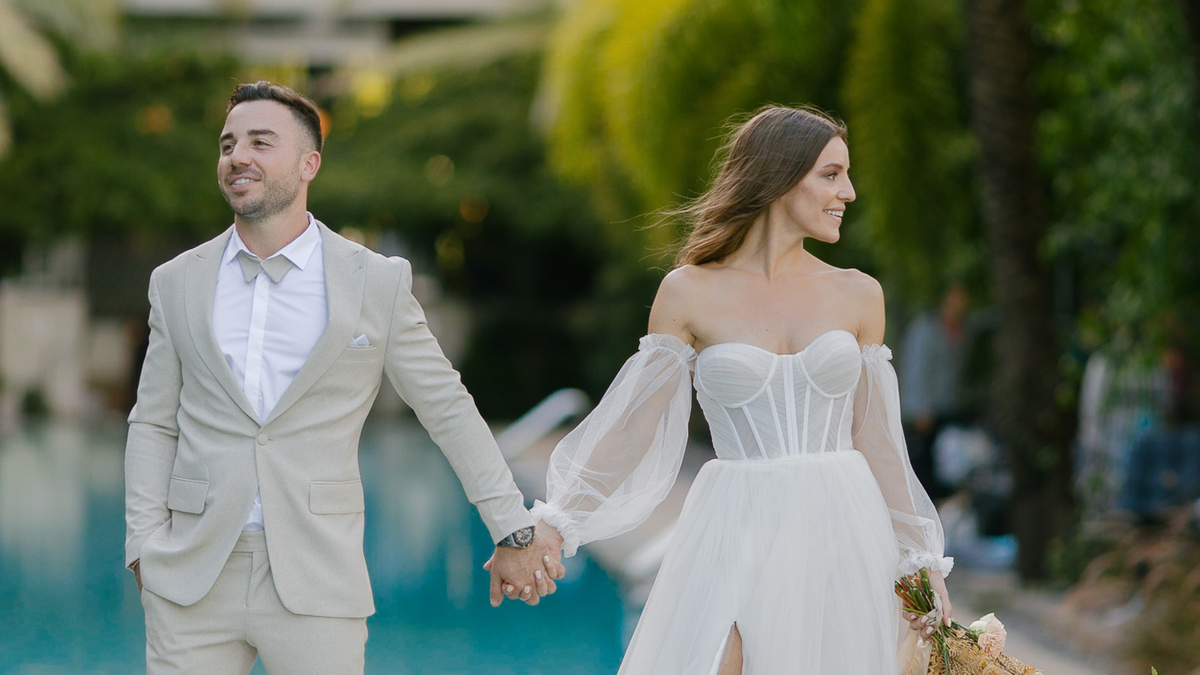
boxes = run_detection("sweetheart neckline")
[696,329,859,360]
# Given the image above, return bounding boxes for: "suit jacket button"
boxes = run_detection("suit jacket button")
[257,433,269,446]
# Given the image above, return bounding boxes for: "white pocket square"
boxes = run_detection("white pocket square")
[349,334,371,347]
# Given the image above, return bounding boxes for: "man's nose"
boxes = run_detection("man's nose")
[228,142,252,166]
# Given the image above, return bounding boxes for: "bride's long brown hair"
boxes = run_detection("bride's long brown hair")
[670,106,847,268]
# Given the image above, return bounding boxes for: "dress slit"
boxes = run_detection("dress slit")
[707,623,740,675]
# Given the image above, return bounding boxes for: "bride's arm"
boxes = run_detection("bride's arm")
[852,277,954,630]
[646,266,700,346]
[532,271,698,557]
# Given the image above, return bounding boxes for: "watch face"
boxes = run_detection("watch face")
[514,527,535,547]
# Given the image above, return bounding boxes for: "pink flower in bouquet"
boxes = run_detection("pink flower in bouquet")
[968,613,1007,658]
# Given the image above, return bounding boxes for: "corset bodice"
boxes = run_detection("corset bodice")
[694,329,862,460]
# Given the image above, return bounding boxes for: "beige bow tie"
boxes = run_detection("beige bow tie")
[236,250,295,283]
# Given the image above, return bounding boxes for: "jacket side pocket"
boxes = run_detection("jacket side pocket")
[166,476,209,514]
[310,480,366,514]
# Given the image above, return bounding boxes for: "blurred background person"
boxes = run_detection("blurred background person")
[1074,331,1172,520]
[1102,325,1200,523]
[900,283,970,501]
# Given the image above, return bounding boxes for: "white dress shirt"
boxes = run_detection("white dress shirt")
[213,215,327,531]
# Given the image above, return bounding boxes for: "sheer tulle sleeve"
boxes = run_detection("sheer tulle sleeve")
[530,334,695,558]
[852,345,954,578]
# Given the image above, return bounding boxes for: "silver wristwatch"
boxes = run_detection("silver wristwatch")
[497,525,535,548]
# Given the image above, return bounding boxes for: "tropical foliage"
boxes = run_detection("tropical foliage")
[543,0,863,262]
[0,0,115,154]
[312,54,613,418]
[1061,511,1200,673]
[843,0,980,304]
[0,51,241,243]
[1035,0,1200,355]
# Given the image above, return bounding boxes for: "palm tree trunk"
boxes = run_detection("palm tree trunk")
[965,0,1075,580]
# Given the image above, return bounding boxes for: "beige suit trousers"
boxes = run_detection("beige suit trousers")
[141,532,368,675]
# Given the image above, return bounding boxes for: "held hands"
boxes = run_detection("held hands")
[483,521,566,607]
[904,568,953,637]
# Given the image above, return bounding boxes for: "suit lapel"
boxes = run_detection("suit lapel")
[264,222,366,427]
[184,226,260,423]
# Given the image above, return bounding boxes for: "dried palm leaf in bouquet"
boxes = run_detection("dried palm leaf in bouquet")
[895,569,1044,675]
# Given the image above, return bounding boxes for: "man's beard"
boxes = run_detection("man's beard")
[220,169,301,221]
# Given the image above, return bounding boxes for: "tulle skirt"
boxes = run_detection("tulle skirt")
[618,450,901,675]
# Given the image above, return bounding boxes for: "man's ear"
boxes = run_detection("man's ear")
[300,150,321,182]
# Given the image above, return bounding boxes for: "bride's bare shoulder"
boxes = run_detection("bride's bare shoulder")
[818,266,885,343]
[832,267,884,305]
[648,264,717,340]
[662,262,720,291]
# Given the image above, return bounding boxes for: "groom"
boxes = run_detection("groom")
[124,81,561,674]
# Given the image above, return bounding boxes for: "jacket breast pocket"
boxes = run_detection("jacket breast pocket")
[167,476,209,515]
[310,480,365,515]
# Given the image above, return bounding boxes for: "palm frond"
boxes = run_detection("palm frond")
[0,0,68,99]
[11,0,118,49]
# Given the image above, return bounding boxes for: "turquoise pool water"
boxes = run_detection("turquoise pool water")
[0,420,625,674]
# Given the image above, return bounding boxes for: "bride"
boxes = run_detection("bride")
[530,106,954,674]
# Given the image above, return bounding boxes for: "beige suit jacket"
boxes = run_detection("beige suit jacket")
[124,222,533,618]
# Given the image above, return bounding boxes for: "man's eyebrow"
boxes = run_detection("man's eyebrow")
[219,129,279,143]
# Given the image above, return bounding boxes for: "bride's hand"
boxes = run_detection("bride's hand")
[904,569,953,636]
[535,520,566,580]
[929,569,953,626]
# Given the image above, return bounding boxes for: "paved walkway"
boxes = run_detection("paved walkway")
[508,430,1102,674]
[970,614,1100,675]
[948,571,1102,675]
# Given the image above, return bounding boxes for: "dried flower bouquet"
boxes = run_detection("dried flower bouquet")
[895,569,1043,675]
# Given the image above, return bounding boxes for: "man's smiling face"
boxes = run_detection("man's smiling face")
[217,100,311,221]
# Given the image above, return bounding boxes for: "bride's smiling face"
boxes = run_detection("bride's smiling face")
[777,136,856,243]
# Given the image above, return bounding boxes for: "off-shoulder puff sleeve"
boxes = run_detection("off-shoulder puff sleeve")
[852,345,954,578]
[531,334,695,557]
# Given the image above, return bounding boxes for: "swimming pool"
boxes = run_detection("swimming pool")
[0,419,625,674]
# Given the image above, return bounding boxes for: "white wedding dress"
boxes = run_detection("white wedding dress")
[531,329,952,674]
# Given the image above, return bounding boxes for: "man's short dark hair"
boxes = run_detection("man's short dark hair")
[227,81,323,152]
